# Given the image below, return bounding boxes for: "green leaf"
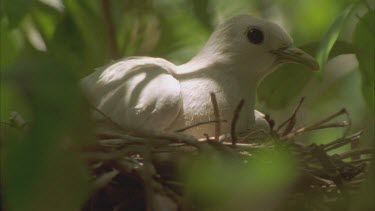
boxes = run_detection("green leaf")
[184,149,297,209]
[63,0,108,72]
[0,18,24,70]
[2,0,34,27]
[31,1,61,41]
[4,55,92,211]
[258,41,355,109]
[353,10,375,110]
[49,14,87,76]
[315,2,359,72]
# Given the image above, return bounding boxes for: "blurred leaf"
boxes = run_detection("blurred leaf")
[2,0,34,27]
[287,0,345,44]
[315,1,358,72]
[350,167,375,210]
[258,41,354,109]
[49,14,86,76]
[184,149,297,210]
[4,54,92,211]
[31,1,61,41]
[0,83,31,124]
[63,0,108,72]
[0,18,24,70]
[2,0,34,28]
[353,10,375,110]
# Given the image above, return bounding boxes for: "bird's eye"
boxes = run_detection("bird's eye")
[247,28,264,45]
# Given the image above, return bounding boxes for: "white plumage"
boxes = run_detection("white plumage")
[81,15,318,138]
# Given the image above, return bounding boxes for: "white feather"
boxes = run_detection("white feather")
[81,15,305,138]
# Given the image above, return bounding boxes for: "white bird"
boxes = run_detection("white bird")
[81,15,319,138]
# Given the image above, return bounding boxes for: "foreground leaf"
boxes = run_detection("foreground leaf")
[4,55,92,211]
[353,10,375,110]
[2,0,34,27]
[315,2,358,73]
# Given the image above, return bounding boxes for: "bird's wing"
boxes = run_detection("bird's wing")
[81,57,182,131]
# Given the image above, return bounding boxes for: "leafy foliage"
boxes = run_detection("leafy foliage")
[0,0,373,210]
[4,55,93,211]
[353,10,375,110]
[315,1,359,72]
[2,0,35,27]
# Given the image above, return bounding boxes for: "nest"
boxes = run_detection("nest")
[79,97,372,211]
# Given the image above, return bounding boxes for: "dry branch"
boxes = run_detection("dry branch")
[231,99,245,146]
[4,101,371,211]
[210,92,221,141]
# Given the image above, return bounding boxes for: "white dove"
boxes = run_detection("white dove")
[81,15,319,138]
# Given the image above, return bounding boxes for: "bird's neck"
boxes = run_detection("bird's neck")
[176,51,259,110]
[175,50,261,89]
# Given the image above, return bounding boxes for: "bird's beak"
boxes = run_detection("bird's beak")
[271,46,319,71]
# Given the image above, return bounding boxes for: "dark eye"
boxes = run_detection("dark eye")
[247,28,264,44]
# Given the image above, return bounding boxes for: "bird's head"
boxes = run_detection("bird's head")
[201,15,319,81]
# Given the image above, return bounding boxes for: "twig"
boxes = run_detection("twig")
[342,109,352,137]
[91,105,119,125]
[348,158,372,165]
[284,108,350,139]
[203,133,210,141]
[82,145,145,161]
[238,128,273,142]
[339,148,373,160]
[92,105,200,147]
[210,92,221,141]
[264,114,275,131]
[323,132,362,152]
[322,131,362,150]
[222,142,269,150]
[97,138,144,147]
[310,144,345,192]
[231,99,245,146]
[152,175,183,204]
[297,109,347,132]
[351,134,361,160]
[134,129,200,147]
[174,120,227,132]
[92,169,119,191]
[291,122,349,138]
[277,97,305,135]
[101,0,120,59]
[307,122,348,131]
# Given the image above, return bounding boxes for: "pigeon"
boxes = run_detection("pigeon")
[81,15,319,138]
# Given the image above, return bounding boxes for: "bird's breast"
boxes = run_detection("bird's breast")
[169,76,253,137]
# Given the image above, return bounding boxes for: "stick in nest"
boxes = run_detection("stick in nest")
[210,92,221,141]
[231,99,245,146]
[174,120,227,133]
[283,108,351,139]
[277,97,305,136]
[322,131,362,152]
[91,105,200,147]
